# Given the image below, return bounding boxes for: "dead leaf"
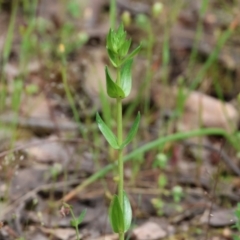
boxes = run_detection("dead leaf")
[180,90,238,131]
[9,166,48,200]
[200,208,237,227]
[132,221,167,240]
[25,137,73,164]
[151,84,239,131]
[40,227,77,240]
[94,233,118,240]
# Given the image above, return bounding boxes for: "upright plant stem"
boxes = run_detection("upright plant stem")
[116,66,124,240]
[69,208,80,240]
[110,0,116,29]
[2,0,18,65]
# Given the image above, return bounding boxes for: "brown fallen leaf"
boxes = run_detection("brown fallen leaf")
[9,166,48,200]
[180,90,238,131]
[94,233,118,240]
[132,221,167,240]
[200,208,237,227]
[25,137,73,164]
[40,227,77,240]
[151,84,239,131]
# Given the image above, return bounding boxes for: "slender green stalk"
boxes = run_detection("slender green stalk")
[63,127,236,202]
[143,23,154,116]
[117,98,123,201]
[161,26,170,84]
[2,0,18,65]
[69,208,80,240]
[116,64,124,240]
[110,0,116,29]
[188,0,209,68]
[189,25,233,92]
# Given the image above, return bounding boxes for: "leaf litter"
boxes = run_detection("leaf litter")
[0,0,240,239]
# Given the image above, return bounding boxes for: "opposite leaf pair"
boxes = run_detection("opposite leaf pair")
[96,112,140,150]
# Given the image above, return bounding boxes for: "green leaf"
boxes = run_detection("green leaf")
[77,209,87,224]
[121,112,140,148]
[116,23,126,44]
[107,48,119,67]
[120,58,133,97]
[70,219,78,227]
[119,39,131,57]
[122,44,141,65]
[106,29,113,51]
[70,209,87,227]
[106,66,125,98]
[109,195,124,233]
[123,192,132,232]
[96,113,120,149]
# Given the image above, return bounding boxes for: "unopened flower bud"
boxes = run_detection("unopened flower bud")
[152,2,163,18]
[121,11,131,27]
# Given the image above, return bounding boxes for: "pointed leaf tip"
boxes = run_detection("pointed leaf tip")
[120,58,133,97]
[106,66,125,98]
[121,112,140,148]
[109,195,124,233]
[123,192,132,232]
[96,113,120,149]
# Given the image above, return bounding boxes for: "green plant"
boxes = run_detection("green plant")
[63,127,239,202]
[232,203,240,240]
[151,198,165,216]
[60,203,86,240]
[96,24,141,240]
[2,0,18,67]
[153,153,168,189]
[67,0,81,18]
[172,185,183,203]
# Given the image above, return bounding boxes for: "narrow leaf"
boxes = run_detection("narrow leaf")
[119,39,131,58]
[122,44,141,65]
[109,195,124,233]
[120,58,133,97]
[106,29,113,51]
[96,113,119,149]
[106,66,125,98]
[121,112,140,149]
[107,48,119,67]
[76,209,87,225]
[123,192,132,232]
[116,23,126,47]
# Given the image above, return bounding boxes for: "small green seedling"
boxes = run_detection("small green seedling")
[158,174,168,189]
[152,2,163,18]
[25,84,39,95]
[60,203,86,240]
[121,11,131,27]
[96,23,141,240]
[172,185,183,203]
[151,198,165,216]
[232,203,240,240]
[153,153,168,169]
[153,153,168,189]
[67,0,81,18]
